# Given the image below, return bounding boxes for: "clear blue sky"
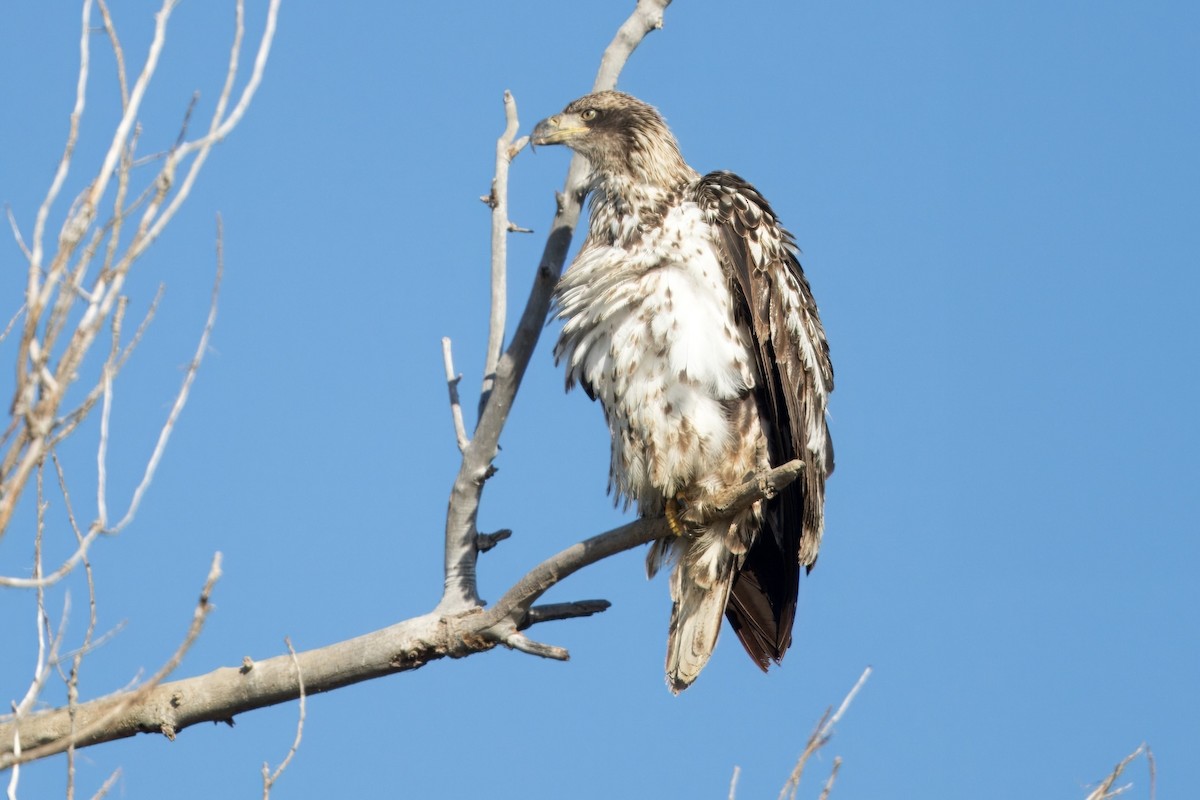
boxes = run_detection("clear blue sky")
[2,2,1197,798]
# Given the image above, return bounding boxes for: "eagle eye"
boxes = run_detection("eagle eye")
[580,108,599,121]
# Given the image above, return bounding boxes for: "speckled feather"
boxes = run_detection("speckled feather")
[542,91,833,692]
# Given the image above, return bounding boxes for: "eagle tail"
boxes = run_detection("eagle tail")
[724,504,800,670]
[664,528,739,694]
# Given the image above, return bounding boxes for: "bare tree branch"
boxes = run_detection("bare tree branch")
[779,667,871,800]
[816,758,842,800]
[107,218,223,534]
[0,459,798,767]
[94,0,129,111]
[0,303,23,347]
[62,457,101,800]
[1084,744,1155,800]
[50,283,164,451]
[1,554,222,768]
[479,90,530,410]
[86,768,121,800]
[521,600,610,628]
[0,0,279,540]
[27,0,92,288]
[5,208,31,263]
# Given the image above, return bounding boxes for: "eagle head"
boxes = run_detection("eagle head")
[531,91,690,187]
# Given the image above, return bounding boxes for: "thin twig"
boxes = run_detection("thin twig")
[3,553,223,766]
[0,454,106,589]
[174,92,201,151]
[94,0,128,110]
[62,455,99,800]
[261,638,306,799]
[817,758,842,800]
[109,218,223,533]
[8,471,70,797]
[136,0,281,257]
[1084,744,1154,800]
[4,0,95,525]
[441,337,470,452]
[88,768,121,800]
[479,90,530,410]
[520,600,610,628]
[173,0,279,160]
[0,528,104,589]
[96,365,114,527]
[95,293,125,527]
[81,0,174,224]
[0,304,24,346]
[5,207,31,261]
[501,632,569,661]
[778,667,871,800]
[29,0,92,287]
[51,284,164,449]
[102,127,137,270]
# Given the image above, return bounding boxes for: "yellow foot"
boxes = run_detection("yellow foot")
[666,493,689,537]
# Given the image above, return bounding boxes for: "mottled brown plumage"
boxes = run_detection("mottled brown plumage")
[533,91,834,691]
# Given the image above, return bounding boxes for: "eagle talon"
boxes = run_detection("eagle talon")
[666,494,689,537]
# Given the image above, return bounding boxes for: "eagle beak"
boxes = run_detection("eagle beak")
[531,113,586,146]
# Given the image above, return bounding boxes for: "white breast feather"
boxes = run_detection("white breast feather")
[555,203,756,507]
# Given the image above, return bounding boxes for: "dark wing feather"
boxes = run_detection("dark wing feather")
[694,171,834,669]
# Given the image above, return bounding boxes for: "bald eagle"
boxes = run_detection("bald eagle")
[532,91,834,693]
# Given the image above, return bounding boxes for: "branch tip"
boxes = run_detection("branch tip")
[522,600,611,629]
[475,529,512,553]
[440,337,470,452]
[504,632,569,661]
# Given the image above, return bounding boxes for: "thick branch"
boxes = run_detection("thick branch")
[0,458,797,767]
[593,0,670,91]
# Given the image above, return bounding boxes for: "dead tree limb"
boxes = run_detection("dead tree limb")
[0,459,798,768]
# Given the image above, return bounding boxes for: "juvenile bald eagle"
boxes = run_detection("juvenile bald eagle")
[532,91,834,693]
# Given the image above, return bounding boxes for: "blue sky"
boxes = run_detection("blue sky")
[1,2,1197,797]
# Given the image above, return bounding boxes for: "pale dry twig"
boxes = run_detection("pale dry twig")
[261,637,306,799]
[778,667,871,800]
[1084,743,1155,800]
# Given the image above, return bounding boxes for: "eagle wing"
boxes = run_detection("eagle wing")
[694,170,835,668]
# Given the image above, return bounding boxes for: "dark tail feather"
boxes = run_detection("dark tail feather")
[725,511,800,669]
